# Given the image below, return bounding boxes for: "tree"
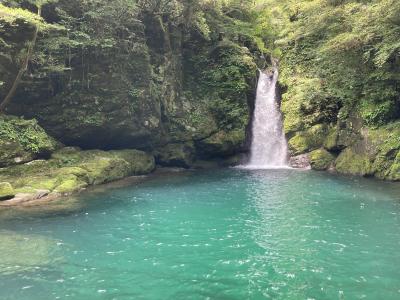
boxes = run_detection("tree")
[0,1,56,112]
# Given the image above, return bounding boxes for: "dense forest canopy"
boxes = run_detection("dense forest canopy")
[0,0,399,181]
[1,0,399,124]
[268,0,400,128]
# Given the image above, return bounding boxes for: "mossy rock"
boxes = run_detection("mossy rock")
[0,148,155,197]
[288,124,328,155]
[323,127,339,151]
[336,114,363,149]
[19,177,59,191]
[368,123,400,180]
[387,152,400,181]
[155,143,195,168]
[54,174,88,194]
[0,115,59,167]
[111,149,155,175]
[335,147,373,176]
[195,129,245,158]
[0,182,15,200]
[309,149,335,171]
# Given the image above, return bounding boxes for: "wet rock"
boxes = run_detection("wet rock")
[289,154,311,169]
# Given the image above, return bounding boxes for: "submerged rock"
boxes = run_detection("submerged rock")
[0,231,61,274]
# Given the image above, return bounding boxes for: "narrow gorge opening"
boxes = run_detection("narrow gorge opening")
[246,67,288,168]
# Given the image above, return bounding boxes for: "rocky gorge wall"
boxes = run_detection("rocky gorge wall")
[0,1,398,205]
[0,2,265,201]
[0,3,264,167]
[280,85,400,181]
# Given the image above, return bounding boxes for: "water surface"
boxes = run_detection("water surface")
[0,169,399,299]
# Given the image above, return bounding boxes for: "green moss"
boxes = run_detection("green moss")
[0,182,14,200]
[21,177,59,191]
[0,148,155,197]
[155,144,194,168]
[309,149,335,171]
[78,158,129,185]
[14,186,37,194]
[111,150,155,175]
[335,147,373,176]
[54,175,87,194]
[0,115,58,167]
[323,127,338,151]
[368,123,400,180]
[196,129,245,158]
[56,166,89,178]
[288,134,310,155]
[288,124,328,155]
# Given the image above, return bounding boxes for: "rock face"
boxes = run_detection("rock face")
[0,3,266,200]
[0,115,59,167]
[289,154,311,169]
[309,149,335,171]
[283,105,400,180]
[155,143,195,168]
[1,5,261,162]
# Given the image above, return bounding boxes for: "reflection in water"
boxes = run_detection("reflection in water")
[0,169,399,299]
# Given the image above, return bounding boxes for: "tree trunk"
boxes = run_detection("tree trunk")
[0,6,41,113]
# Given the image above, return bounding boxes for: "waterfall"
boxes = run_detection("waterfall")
[247,68,288,168]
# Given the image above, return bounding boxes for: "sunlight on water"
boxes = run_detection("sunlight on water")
[0,169,399,299]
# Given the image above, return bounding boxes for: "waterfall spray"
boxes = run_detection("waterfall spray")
[246,67,288,168]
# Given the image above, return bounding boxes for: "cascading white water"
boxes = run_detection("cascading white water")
[247,68,288,168]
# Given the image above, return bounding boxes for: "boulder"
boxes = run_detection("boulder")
[0,148,156,197]
[155,143,195,168]
[0,182,14,200]
[288,124,328,155]
[0,115,59,167]
[309,149,335,171]
[195,129,246,158]
[289,154,311,169]
[335,147,373,177]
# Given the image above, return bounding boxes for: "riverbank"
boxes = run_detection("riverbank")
[0,147,155,205]
[0,147,240,207]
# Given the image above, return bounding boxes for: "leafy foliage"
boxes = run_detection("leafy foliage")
[266,0,400,126]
